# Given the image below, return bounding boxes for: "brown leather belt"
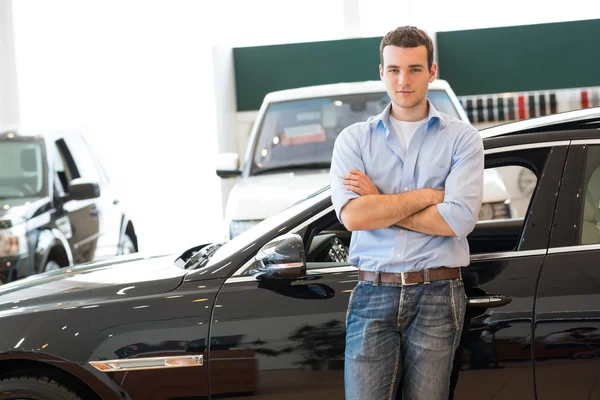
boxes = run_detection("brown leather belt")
[358,267,461,285]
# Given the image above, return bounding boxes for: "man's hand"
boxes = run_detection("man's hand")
[343,169,379,196]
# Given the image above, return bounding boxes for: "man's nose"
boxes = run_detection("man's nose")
[398,70,408,86]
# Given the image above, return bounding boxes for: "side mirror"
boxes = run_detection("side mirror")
[250,233,306,279]
[66,178,100,201]
[216,153,242,178]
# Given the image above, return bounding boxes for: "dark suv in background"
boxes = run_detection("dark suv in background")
[0,130,137,284]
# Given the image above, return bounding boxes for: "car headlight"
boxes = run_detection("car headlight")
[229,220,261,239]
[0,221,28,258]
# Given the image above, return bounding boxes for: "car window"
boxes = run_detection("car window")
[64,134,102,184]
[482,165,537,221]
[0,140,45,198]
[580,145,600,245]
[51,139,80,193]
[251,89,461,175]
[469,159,539,254]
[303,210,350,266]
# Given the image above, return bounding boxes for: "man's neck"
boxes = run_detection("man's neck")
[390,99,429,122]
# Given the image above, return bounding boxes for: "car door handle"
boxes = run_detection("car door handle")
[467,294,512,308]
[90,209,99,217]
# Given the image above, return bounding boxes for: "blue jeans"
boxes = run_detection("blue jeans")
[345,278,467,400]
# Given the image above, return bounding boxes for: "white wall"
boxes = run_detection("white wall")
[0,0,19,128]
[12,1,223,254]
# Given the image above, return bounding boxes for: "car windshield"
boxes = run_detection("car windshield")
[251,89,461,175]
[202,187,331,271]
[0,139,46,198]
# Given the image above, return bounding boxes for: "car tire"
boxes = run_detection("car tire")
[120,234,137,255]
[43,260,62,272]
[0,376,82,400]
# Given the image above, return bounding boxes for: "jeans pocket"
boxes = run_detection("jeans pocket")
[450,280,467,332]
[346,283,360,327]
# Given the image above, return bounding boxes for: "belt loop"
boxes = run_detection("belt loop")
[423,269,431,285]
[459,267,463,281]
[374,272,380,286]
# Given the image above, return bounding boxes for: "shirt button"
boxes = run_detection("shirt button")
[399,229,404,234]
[396,253,401,258]
[403,187,409,191]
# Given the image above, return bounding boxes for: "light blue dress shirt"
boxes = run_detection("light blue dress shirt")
[330,101,484,272]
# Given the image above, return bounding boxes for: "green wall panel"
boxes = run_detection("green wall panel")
[234,37,382,111]
[437,19,600,96]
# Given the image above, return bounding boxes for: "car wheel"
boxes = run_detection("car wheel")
[0,376,82,400]
[44,260,62,272]
[120,234,137,255]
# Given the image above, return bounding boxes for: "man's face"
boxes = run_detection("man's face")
[379,45,437,111]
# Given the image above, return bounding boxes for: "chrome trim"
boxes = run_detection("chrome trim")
[469,249,546,261]
[226,265,357,284]
[307,265,357,275]
[485,141,569,155]
[89,355,203,372]
[468,297,492,305]
[268,262,304,270]
[230,206,335,277]
[468,295,512,307]
[571,139,600,145]
[548,244,600,254]
[226,275,258,284]
[74,232,101,249]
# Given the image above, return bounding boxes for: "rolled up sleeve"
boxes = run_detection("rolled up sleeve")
[436,126,484,239]
[330,126,365,223]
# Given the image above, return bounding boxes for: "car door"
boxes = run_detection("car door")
[64,133,122,260]
[442,141,567,400]
[209,208,352,399]
[535,140,600,400]
[50,138,100,264]
[209,140,567,399]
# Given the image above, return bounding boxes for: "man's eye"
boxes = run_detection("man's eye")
[411,68,421,73]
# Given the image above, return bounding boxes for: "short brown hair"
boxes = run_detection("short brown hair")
[379,26,434,70]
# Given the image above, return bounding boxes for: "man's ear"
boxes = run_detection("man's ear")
[379,64,384,80]
[429,62,438,83]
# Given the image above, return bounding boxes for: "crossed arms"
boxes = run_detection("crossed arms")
[339,170,456,236]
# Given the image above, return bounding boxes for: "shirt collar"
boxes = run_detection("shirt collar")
[374,99,448,131]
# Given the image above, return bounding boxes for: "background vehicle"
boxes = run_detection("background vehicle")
[0,130,138,284]
[0,109,598,399]
[217,80,511,238]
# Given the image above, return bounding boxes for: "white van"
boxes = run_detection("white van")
[217,80,511,239]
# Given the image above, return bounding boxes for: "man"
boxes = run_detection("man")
[330,26,484,399]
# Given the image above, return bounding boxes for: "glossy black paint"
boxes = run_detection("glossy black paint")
[535,142,600,399]
[0,110,599,399]
[0,130,137,283]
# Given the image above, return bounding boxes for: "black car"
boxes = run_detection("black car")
[0,109,599,400]
[0,130,137,284]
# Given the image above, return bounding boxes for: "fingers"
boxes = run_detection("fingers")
[346,185,364,196]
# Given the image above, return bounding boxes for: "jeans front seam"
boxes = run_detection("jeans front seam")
[397,286,406,327]
[450,280,459,332]
[387,335,402,400]
[446,290,464,400]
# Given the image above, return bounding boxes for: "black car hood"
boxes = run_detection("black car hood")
[0,253,188,316]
